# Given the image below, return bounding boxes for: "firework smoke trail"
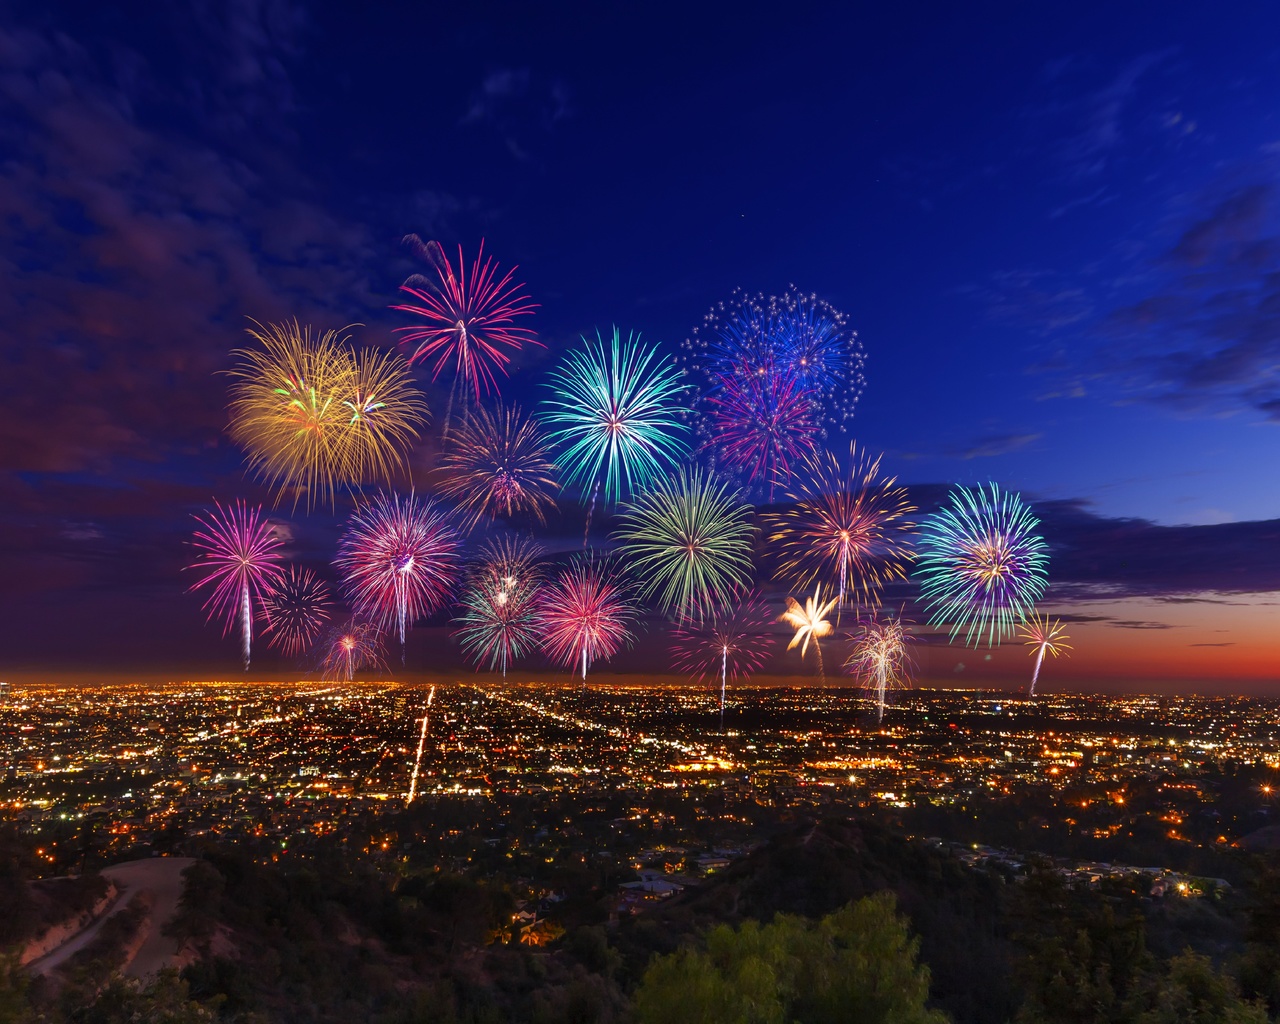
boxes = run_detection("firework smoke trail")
[336,492,462,663]
[614,467,756,624]
[227,321,428,511]
[393,237,539,442]
[914,482,1050,647]
[779,585,839,680]
[543,328,691,529]
[538,556,637,685]
[188,500,285,670]
[1018,613,1072,697]
[407,685,436,804]
[672,594,774,732]
[763,443,914,623]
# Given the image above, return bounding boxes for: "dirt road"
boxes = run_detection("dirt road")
[27,857,195,978]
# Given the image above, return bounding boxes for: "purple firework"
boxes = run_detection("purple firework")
[335,492,462,662]
[671,593,775,729]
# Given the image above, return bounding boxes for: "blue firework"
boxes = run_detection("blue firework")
[914,483,1049,647]
[542,327,691,504]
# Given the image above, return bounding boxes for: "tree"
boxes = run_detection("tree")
[632,893,948,1024]
[1129,951,1268,1024]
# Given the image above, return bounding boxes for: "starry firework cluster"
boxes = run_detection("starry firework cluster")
[186,239,1070,702]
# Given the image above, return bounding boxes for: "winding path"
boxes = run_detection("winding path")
[27,858,195,978]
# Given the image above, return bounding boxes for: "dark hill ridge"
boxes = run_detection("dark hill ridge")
[631,817,1019,1024]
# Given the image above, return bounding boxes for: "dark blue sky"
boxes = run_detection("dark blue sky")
[3,1,1280,683]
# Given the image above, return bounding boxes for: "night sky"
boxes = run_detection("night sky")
[3,2,1280,691]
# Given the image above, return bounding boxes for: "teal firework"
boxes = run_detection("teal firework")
[542,327,690,504]
[614,467,756,623]
[914,483,1049,647]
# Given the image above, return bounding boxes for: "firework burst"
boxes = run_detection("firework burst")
[704,364,821,495]
[335,492,462,661]
[914,483,1050,647]
[263,566,332,658]
[227,320,427,510]
[320,620,385,682]
[439,402,559,528]
[1018,612,1072,697]
[683,288,866,493]
[342,345,431,486]
[392,237,539,437]
[763,443,914,620]
[187,500,285,669]
[779,585,840,678]
[614,467,755,624]
[543,328,690,508]
[671,594,775,728]
[454,540,544,676]
[845,616,913,723]
[538,556,637,681]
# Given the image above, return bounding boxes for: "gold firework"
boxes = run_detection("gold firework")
[763,442,914,620]
[780,584,840,677]
[227,320,428,510]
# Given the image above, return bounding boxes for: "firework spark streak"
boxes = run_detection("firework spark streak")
[439,402,559,529]
[614,467,755,624]
[320,620,385,681]
[454,539,544,676]
[914,483,1050,647]
[779,585,839,679]
[538,556,637,682]
[845,616,913,723]
[188,500,285,669]
[335,492,462,662]
[671,594,775,730]
[1018,612,1072,696]
[543,328,690,510]
[763,443,914,621]
[393,237,539,439]
[227,320,427,510]
[263,566,332,657]
[407,685,435,804]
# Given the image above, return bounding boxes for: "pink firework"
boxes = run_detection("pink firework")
[539,556,636,682]
[672,593,775,729]
[392,237,540,437]
[188,500,285,669]
[321,620,385,682]
[335,492,462,662]
[263,566,333,658]
[705,366,822,496]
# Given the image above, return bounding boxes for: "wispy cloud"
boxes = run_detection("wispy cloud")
[949,432,1042,460]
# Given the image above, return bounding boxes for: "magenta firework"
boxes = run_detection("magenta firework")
[538,556,637,681]
[188,500,286,669]
[392,237,539,436]
[335,492,463,661]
